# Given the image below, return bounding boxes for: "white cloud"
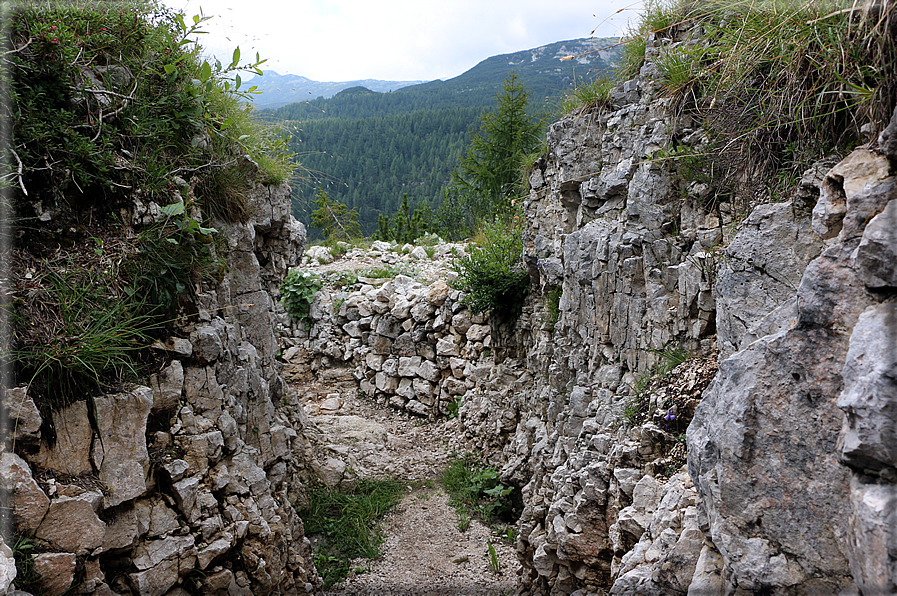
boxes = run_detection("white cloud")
[163,0,634,81]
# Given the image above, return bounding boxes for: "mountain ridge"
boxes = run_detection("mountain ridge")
[252,37,619,113]
[249,71,427,109]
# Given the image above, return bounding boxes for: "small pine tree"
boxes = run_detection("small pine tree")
[451,72,542,222]
[310,189,362,244]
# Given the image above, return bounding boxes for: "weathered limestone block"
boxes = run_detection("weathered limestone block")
[33,552,77,596]
[686,544,725,596]
[436,336,460,356]
[229,449,269,496]
[318,457,346,487]
[375,315,403,339]
[103,504,139,550]
[183,367,225,415]
[855,199,897,288]
[171,476,201,523]
[410,300,434,321]
[397,355,422,377]
[396,378,415,400]
[0,537,14,594]
[390,297,412,319]
[413,378,435,403]
[417,359,440,383]
[375,372,399,394]
[91,386,153,508]
[715,199,822,357]
[4,386,42,445]
[688,324,856,592]
[427,280,450,305]
[406,400,430,417]
[466,323,490,342]
[0,452,49,534]
[813,149,890,240]
[133,535,196,571]
[197,534,234,570]
[36,492,106,555]
[150,360,184,413]
[32,400,93,475]
[128,555,194,596]
[233,291,278,360]
[837,301,897,471]
[190,319,225,364]
[846,479,897,595]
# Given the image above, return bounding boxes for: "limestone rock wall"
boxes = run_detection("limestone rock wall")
[689,138,897,595]
[453,23,894,596]
[2,169,321,596]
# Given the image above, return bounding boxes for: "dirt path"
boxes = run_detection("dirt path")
[289,248,520,594]
[296,384,520,596]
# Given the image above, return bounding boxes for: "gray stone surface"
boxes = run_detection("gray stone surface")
[0,452,49,535]
[92,386,153,508]
[715,198,822,358]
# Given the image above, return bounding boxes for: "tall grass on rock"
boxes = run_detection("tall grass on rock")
[618,0,897,208]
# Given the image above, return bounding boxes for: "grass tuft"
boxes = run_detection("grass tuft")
[442,454,517,531]
[298,479,404,590]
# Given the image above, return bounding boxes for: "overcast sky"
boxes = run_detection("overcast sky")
[162,0,636,82]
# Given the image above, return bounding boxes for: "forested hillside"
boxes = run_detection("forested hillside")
[261,37,621,236]
[291,106,480,227]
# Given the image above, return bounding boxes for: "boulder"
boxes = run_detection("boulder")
[3,386,42,444]
[33,552,77,596]
[36,492,106,555]
[150,360,184,413]
[837,301,897,471]
[32,400,93,475]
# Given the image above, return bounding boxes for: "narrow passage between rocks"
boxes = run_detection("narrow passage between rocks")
[295,378,520,596]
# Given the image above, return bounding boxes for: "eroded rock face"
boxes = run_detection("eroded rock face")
[689,147,897,594]
[3,169,320,595]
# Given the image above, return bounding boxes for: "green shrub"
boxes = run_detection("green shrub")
[8,3,293,214]
[451,217,529,321]
[127,201,224,319]
[298,480,404,589]
[442,454,516,529]
[280,270,323,321]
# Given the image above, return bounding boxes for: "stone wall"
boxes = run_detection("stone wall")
[278,257,495,422]
[448,24,896,596]
[2,165,321,596]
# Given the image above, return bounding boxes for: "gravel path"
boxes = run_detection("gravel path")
[297,380,520,596]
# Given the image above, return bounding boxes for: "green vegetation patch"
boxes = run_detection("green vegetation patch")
[8,3,292,212]
[451,216,529,322]
[624,346,692,426]
[298,480,405,589]
[442,454,517,532]
[280,270,323,322]
[619,0,897,208]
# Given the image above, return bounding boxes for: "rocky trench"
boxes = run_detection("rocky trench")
[3,19,897,596]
